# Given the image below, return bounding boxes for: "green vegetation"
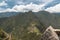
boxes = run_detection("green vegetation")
[0,11,60,40]
[0,29,8,40]
[0,11,45,40]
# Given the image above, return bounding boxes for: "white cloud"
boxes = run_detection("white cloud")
[0,0,54,13]
[0,1,7,6]
[17,1,25,5]
[45,3,60,13]
[39,0,53,4]
[0,8,17,13]
[0,3,46,12]
[13,3,45,12]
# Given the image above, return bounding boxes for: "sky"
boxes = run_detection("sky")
[0,0,60,13]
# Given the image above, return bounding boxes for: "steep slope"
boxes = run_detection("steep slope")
[1,11,60,40]
[52,13,60,28]
[35,11,53,27]
[35,11,60,28]
[0,11,45,40]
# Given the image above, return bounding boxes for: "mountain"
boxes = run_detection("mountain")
[35,11,52,26]
[0,11,60,40]
[35,11,60,28]
[0,11,45,40]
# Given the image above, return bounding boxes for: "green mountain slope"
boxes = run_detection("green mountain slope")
[35,11,60,28]
[0,11,45,40]
[0,11,60,40]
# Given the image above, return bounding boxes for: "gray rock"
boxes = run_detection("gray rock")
[40,26,59,40]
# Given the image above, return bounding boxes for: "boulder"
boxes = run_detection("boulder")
[40,26,59,40]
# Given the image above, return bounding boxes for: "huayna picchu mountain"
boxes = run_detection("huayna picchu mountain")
[0,11,45,40]
[0,11,60,40]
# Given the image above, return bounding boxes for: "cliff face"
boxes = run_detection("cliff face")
[40,26,59,40]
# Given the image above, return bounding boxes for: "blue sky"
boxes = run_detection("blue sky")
[0,0,60,13]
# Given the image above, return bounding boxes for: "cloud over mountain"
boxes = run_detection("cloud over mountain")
[0,3,45,12]
[0,0,60,13]
[45,3,60,13]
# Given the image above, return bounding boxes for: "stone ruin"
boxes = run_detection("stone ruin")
[40,26,60,40]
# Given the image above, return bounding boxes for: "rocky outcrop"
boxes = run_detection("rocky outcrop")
[0,29,11,40]
[40,26,59,40]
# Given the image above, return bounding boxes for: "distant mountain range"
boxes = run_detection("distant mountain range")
[0,11,60,40]
[0,12,20,18]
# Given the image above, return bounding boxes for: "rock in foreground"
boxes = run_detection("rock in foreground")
[40,26,59,40]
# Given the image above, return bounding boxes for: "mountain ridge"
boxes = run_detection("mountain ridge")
[0,11,60,40]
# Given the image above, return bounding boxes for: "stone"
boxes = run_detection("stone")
[40,26,59,40]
